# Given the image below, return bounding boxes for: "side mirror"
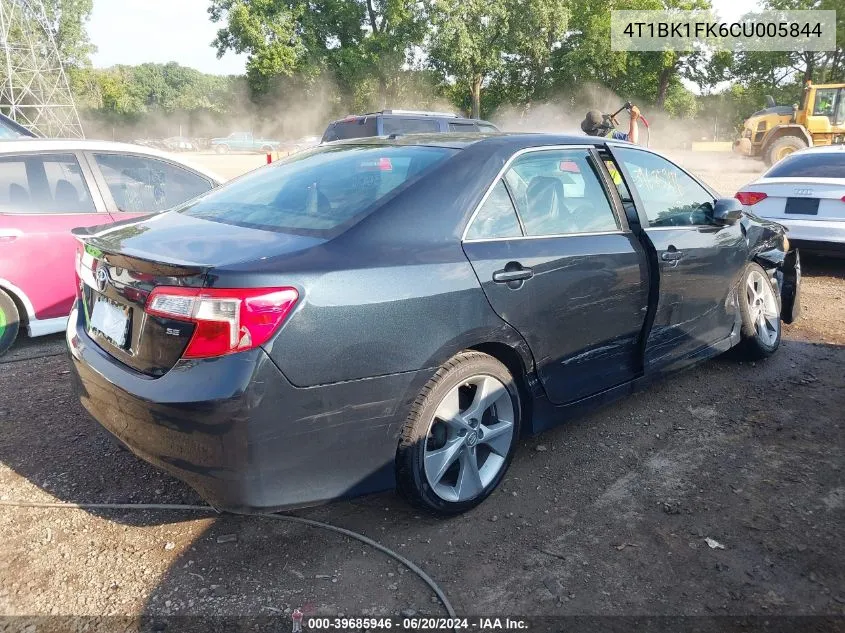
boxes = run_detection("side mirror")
[713,198,743,225]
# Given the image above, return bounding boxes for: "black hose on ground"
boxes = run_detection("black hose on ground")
[0,499,456,617]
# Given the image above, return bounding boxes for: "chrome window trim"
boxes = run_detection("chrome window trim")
[463,229,626,244]
[645,225,714,231]
[460,144,598,242]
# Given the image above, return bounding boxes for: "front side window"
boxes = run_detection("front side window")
[614,148,714,227]
[465,180,522,240]
[0,153,95,214]
[503,149,620,236]
[180,145,456,236]
[93,153,212,213]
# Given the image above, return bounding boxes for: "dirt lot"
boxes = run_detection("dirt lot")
[0,157,843,628]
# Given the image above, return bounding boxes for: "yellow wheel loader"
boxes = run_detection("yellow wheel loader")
[733,81,845,166]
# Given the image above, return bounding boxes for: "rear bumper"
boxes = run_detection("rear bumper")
[771,218,845,245]
[66,303,422,512]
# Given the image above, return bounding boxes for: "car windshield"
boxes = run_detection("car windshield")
[179,144,457,236]
[766,152,845,178]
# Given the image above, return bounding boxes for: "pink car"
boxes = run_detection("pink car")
[0,139,222,355]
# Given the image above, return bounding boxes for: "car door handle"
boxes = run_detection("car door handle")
[493,267,534,283]
[661,250,684,262]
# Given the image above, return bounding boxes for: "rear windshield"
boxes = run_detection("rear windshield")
[766,152,845,178]
[382,118,441,135]
[322,118,378,142]
[179,145,457,236]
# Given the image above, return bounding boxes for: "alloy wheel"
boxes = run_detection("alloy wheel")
[746,269,779,347]
[423,375,515,502]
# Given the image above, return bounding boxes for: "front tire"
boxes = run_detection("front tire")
[735,263,781,360]
[397,351,521,516]
[0,288,20,356]
[214,144,229,154]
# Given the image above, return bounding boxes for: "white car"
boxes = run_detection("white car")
[735,145,845,253]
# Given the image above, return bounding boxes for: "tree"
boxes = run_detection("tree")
[42,0,96,68]
[428,0,511,119]
[429,0,568,118]
[208,0,427,105]
[748,0,845,85]
[208,0,308,97]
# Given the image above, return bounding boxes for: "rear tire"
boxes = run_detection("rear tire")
[215,144,229,154]
[734,263,781,360]
[0,288,20,356]
[396,351,521,516]
[764,135,806,166]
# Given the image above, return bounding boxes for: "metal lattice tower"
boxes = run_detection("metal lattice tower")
[0,0,83,137]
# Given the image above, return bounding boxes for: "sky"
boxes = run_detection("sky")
[89,0,762,77]
[88,0,248,75]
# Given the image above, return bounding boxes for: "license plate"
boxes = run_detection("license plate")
[784,197,819,215]
[89,297,130,347]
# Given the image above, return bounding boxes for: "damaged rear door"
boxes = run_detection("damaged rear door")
[462,146,650,405]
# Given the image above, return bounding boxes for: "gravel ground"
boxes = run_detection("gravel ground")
[0,159,843,627]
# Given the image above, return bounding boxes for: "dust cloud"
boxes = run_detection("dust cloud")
[489,82,733,151]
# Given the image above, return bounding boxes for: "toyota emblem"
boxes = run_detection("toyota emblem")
[95,267,108,291]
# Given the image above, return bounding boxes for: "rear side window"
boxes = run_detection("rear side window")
[503,149,620,236]
[383,118,440,135]
[448,122,480,133]
[766,152,845,178]
[465,180,522,240]
[180,145,457,236]
[322,118,378,142]
[0,153,95,214]
[93,153,212,213]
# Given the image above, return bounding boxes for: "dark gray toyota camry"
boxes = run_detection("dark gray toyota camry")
[67,134,801,515]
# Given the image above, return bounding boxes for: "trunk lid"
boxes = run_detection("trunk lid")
[744,177,845,222]
[74,212,324,376]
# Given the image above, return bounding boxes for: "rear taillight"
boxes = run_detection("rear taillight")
[146,286,299,359]
[841,195,845,203]
[735,191,768,206]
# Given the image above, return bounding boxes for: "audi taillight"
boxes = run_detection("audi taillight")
[145,286,299,359]
[735,191,767,206]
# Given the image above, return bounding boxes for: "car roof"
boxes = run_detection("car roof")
[794,144,845,154]
[327,113,498,126]
[0,137,224,183]
[323,132,623,150]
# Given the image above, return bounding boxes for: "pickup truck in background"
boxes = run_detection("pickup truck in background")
[210,132,282,154]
